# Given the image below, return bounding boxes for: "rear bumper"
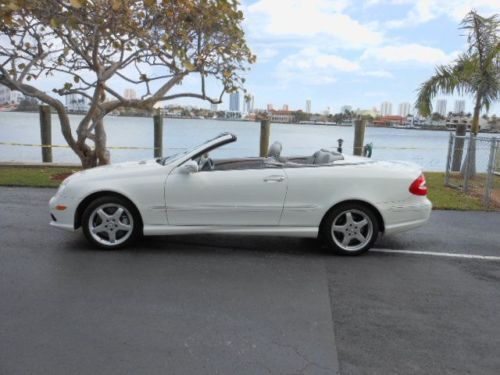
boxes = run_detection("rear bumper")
[381,198,432,235]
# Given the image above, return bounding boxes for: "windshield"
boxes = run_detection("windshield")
[160,133,235,165]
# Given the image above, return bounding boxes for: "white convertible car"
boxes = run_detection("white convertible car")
[49,132,431,255]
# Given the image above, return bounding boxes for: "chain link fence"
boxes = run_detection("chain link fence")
[445,133,499,207]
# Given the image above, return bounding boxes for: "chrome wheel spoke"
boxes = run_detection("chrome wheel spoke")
[341,235,351,246]
[97,208,110,221]
[356,218,368,228]
[113,207,124,219]
[107,229,116,243]
[345,212,354,225]
[355,232,366,243]
[117,222,131,231]
[92,223,106,234]
[333,224,346,233]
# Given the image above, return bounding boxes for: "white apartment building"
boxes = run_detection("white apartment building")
[398,102,411,117]
[244,95,254,113]
[436,99,447,117]
[305,99,311,114]
[229,92,240,112]
[123,88,137,100]
[380,101,393,116]
[454,100,466,114]
[0,86,23,105]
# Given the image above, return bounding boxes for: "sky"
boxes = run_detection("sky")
[232,0,500,115]
[2,0,499,115]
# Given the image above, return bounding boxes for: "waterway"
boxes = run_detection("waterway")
[0,112,496,171]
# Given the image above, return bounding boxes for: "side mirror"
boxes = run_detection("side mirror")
[178,159,198,174]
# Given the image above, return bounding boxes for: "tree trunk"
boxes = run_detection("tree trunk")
[95,119,111,166]
[461,95,481,178]
[451,124,466,171]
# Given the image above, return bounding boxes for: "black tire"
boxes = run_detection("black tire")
[321,203,379,256]
[81,196,141,249]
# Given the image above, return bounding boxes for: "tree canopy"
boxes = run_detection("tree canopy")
[416,11,499,135]
[0,0,255,167]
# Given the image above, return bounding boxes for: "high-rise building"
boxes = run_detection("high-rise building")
[398,102,411,117]
[436,99,447,117]
[210,103,218,112]
[306,99,311,114]
[283,104,289,111]
[0,86,23,105]
[267,103,273,111]
[244,95,254,113]
[123,88,137,100]
[229,92,240,112]
[454,99,465,114]
[380,101,393,116]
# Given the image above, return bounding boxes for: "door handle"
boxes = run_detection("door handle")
[263,175,285,183]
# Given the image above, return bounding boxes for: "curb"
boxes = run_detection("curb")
[0,162,81,168]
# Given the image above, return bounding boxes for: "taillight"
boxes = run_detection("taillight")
[409,174,428,196]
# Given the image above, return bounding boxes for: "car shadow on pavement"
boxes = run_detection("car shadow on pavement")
[68,233,331,257]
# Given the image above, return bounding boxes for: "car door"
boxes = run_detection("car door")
[165,165,288,226]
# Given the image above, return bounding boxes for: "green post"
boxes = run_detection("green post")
[260,119,271,157]
[39,105,53,163]
[353,119,366,156]
[153,109,163,158]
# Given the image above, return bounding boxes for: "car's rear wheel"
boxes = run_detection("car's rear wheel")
[322,203,379,255]
[82,196,140,249]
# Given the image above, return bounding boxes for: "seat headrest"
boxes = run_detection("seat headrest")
[313,149,343,164]
[268,142,282,158]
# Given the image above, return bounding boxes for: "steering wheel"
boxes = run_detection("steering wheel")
[198,153,214,171]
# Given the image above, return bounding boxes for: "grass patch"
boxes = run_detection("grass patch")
[0,166,497,211]
[0,166,80,188]
[425,172,497,211]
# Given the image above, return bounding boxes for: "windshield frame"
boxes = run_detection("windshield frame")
[161,132,237,166]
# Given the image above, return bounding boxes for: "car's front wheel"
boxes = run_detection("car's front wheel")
[81,196,141,249]
[322,203,379,255]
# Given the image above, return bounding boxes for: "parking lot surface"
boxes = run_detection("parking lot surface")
[1,187,499,374]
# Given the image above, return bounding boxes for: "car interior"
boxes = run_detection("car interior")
[194,142,345,171]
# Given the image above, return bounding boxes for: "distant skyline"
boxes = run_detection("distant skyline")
[1,1,498,115]
[234,0,499,114]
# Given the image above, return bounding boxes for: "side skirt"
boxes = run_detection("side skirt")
[143,225,319,238]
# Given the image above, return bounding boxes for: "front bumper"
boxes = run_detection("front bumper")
[49,195,78,232]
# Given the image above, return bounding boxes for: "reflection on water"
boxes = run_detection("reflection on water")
[0,112,496,171]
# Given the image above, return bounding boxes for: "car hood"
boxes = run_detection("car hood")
[65,159,168,183]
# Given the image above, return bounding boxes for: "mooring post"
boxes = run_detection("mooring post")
[39,105,53,163]
[452,123,466,171]
[260,119,271,157]
[353,118,366,156]
[153,108,163,158]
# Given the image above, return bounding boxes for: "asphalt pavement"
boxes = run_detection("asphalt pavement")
[1,187,499,375]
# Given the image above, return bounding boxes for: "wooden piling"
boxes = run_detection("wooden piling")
[39,105,52,163]
[260,119,271,157]
[353,119,366,156]
[153,109,163,158]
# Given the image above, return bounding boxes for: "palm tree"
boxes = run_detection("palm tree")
[416,11,499,177]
